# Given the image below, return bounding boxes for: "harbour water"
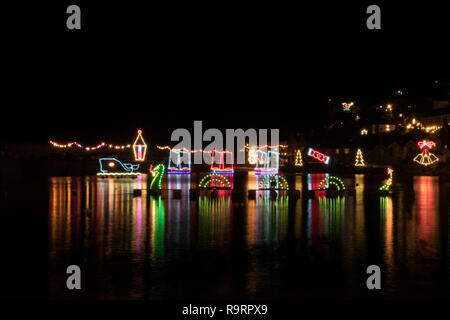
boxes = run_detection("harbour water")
[48,173,450,299]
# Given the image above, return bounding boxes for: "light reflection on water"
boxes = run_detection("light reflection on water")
[48,173,448,299]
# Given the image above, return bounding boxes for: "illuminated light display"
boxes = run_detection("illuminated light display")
[295,150,303,167]
[242,144,288,151]
[342,102,354,111]
[318,176,346,191]
[210,149,234,174]
[50,140,131,151]
[361,129,368,135]
[97,158,140,177]
[99,158,140,173]
[150,164,165,190]
[307,148,330,164]
[198,173,231,189]
[355,149,366,167]
[167,148,191,174]
[133,129,147,161]
[380,168,394,191]
[413,140,439,166]
[405,119,442,134]
[248,147,263,165]
[255,150,279,174]
[258,174,289,190]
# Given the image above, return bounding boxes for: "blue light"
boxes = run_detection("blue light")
[210,171,234,175]
[99,158,140,173]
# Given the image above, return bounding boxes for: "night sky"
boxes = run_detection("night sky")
[2,2,450,143]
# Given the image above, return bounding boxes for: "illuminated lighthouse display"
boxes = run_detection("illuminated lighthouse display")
[132,129,147,161]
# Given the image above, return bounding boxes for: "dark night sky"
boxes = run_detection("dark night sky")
[2,2,450,143]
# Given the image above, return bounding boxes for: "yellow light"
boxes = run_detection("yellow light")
[108,162,115,167]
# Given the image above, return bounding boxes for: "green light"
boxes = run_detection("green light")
[150,164,165,189]
[258,174,289,190]
[318,176,346,191]
[198,173,231,188]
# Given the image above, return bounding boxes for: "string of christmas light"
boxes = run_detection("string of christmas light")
[241,144,288,152]
[405,119,442,134]
[413,140,439,166]
[156,146,223,154]
[355,149,365,167]
[50,140,131,151]
[157,144,288,154]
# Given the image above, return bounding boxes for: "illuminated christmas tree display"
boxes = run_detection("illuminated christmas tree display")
[354,149,365,167]
[295,150,303,167]
[133,129,147,161]
[413,140,439,166]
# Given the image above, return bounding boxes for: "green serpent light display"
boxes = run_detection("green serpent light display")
[150,164,165,190]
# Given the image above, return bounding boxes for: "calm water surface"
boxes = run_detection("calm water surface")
[48,173,450,299]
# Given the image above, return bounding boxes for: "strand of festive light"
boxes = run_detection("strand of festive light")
[50,140,131,151]
[241,144,288,152]
[97,172,140,177]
